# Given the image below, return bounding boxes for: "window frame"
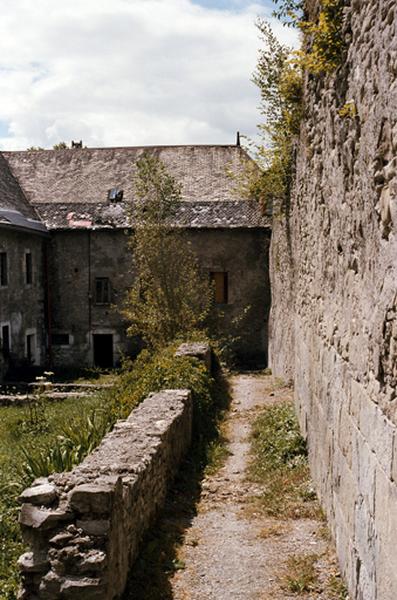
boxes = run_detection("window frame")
[0,252,8,287]
[25,250,33,286]
[210,271,229,305]
[0,322,11,356]
[95,277,112,305]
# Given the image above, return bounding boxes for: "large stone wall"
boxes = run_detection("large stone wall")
[18,389,193,599]
[269,1,397,598]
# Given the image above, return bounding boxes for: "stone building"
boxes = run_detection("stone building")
[0,144,270,377]
[0,154,48,380]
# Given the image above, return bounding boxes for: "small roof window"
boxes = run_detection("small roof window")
[107,188,124,202]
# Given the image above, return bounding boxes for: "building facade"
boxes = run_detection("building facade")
[0,144,270,378]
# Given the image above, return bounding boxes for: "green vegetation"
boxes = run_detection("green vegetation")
[122,153,213,350]
[248,399,319,519]
[0,345,221,598]
[273,0,346,74]
[282,553,320,594]
[238,21,303,212]
[239,0,347,212]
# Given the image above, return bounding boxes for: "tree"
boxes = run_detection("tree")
[53,141,68,150]
[122,152,213,349]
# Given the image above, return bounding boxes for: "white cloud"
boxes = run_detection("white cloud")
[0,0,298,150]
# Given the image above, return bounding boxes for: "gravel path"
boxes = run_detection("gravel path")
[170,374,339,600]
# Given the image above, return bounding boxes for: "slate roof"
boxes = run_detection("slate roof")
[0,153,46,234]
[1,145,270,230]
[33,200,269,230]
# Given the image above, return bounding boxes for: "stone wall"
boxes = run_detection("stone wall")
[18,389,193,599]
[269,1,397,598]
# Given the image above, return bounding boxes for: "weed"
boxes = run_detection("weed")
[339,101,357,119]
[327,573,349,599]
[248,400,320,519]
[281,553,320,594]
[258,521,288,539]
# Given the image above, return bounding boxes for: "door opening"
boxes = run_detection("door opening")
[93,334,114,368]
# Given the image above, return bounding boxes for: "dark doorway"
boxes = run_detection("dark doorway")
[93,334,113,368]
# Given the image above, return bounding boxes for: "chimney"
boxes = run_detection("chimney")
[71,140,83,148]
[236,131,241,147]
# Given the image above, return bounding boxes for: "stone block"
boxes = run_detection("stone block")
[60,577,105,599]
[17,552,49,574]
[18,484,57,507]
[175,342,212,371]
[69,484,114,515]
[19,504,71,530]
[76,519,110,536]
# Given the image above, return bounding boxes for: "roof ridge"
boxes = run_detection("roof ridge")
[2,143,243,154]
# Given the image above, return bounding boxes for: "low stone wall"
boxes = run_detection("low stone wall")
[18,389,193,599]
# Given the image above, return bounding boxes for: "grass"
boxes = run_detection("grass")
[281,553,320,594]
[248,400,320,519]
[248,394,349,599]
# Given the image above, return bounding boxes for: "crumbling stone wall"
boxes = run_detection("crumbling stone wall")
[18,389,192,599]
[269,1,397,598]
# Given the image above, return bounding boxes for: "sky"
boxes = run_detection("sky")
[0,0,298,150]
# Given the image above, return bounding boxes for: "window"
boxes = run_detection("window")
[0,252,7,287]
[1,324,10,356]
[210,271,228,304]
[95,277,111,304]
[107,188,123,202]
[25,251,33,285]
[26,333,36,363]
[51,333,70,346]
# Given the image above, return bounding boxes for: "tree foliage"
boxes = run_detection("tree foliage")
[236,21,303,211]
[122,153,213,349]
[238,1,346,211]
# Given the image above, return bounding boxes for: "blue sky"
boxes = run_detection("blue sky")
[0,0,297,150]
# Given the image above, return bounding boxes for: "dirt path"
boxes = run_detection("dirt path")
[170,374,341,600]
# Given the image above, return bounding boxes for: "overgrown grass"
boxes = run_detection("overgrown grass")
[248,400,319,519]
[0,344,222,599]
